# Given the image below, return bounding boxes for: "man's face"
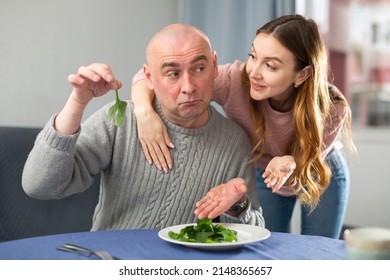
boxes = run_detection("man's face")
[144,32,218,128]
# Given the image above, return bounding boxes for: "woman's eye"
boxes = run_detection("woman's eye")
[247,53,255,59]
[265,63,276,70]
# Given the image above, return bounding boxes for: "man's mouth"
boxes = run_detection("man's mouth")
[180,99,201,105]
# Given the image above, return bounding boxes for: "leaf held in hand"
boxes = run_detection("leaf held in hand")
[108,89,127,127]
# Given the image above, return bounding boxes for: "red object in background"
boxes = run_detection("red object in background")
[371,67,390,83]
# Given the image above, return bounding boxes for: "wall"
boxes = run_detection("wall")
[0,0,179,127]
[344,1,390,228]
[344,128,390,228]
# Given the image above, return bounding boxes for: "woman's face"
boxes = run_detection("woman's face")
[246,33,303,105]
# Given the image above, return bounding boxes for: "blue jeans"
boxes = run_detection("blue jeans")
[256,149,350,238]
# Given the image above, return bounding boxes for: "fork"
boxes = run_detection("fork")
[57,243,120,260]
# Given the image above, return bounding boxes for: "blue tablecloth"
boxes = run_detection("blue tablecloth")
[0,229,345,260]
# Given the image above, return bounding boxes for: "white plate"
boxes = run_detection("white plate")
[158,223,271,250]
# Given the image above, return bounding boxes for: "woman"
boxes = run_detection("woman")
[131,15,356,238]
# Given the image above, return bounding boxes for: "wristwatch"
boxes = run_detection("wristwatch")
[228,196,248,212]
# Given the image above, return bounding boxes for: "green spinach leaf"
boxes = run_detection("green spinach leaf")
[168,218,238,243]
[108,89,127,127]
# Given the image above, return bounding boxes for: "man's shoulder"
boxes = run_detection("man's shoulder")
[210,106,249,137]
[209,106,253,158]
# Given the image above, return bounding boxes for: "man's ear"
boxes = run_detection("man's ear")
[143,64,154,90]
[212,51,218,79]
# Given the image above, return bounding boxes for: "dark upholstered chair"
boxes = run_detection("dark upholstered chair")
[0,126,100,242]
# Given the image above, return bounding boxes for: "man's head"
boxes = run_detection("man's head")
[143,23,218,128]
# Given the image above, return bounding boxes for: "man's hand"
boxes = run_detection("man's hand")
[55,63,122,135]
[194,178,248,219]
[68,63,122,104]
[263,155,296,192]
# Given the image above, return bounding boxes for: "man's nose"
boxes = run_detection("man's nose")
[180,73,195,94]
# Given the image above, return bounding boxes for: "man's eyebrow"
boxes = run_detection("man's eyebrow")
[191,55,208,64]
[161,62,180,69]
[161,55,208,69]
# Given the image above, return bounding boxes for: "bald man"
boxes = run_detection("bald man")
[22,24,265,230]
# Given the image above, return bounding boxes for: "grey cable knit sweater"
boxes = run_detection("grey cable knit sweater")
[22,100,264,230]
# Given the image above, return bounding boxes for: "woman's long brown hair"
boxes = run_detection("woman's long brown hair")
[248,15,355,212]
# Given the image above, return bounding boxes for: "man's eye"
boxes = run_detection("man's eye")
[167,71,179,77]
[195,66,205,73]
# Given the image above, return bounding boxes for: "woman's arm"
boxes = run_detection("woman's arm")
[131,78,174,173]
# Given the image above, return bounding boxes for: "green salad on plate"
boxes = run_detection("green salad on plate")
[168,218,238,243]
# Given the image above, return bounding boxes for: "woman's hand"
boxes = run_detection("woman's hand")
[263,155,296,192]
[134,106,174,173]
[194,178,248,219]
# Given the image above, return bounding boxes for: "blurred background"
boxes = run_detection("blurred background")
[1,0,389,232]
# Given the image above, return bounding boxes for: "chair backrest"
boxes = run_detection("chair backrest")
[0,126,100,242]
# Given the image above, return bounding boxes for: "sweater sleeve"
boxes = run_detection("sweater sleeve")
[132,68,145,86]
[322,86,348,157]
[22,104,116,200]
[213,60,246,106]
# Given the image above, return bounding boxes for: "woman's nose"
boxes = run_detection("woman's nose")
[249,62,262,79]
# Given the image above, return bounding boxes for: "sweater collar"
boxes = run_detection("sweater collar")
[153,99,215,135]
